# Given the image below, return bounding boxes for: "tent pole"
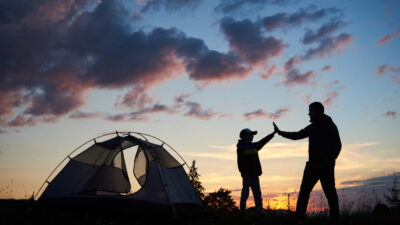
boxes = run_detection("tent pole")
[116,131,129,180]
[155,162,177,217]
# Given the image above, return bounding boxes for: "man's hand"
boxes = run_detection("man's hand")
[273,122,281,135]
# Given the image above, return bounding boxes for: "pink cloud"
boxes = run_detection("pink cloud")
[323,91,340,108]
[243,107,291,121]
[305,33,354,59]
[322,65,334,72]
[174,93,192,104]
[261,7,342,31]
[393,76,400,85]
[69,112,100,120]
[377,29,400,45]
[184,102,218,120]
[376,64,400,75]
[325,80,340,89]
[0,91,26,117]
[384,111,396,119]
[7,115,36,127]
[258,65,280,80]
[281,70,317,86]
[105,103,174,122]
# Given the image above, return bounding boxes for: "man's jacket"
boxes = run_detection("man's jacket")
[280,114,341,165]
[237,134,274,176]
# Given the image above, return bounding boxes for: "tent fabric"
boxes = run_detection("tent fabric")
[129,161,169,205]
[39,133,203,214]
[161,166,202,204]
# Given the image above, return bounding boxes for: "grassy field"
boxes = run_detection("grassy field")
[1,200,399,225]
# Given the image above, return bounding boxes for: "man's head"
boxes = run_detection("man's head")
[240,128,257,142]
[308,102,324,121]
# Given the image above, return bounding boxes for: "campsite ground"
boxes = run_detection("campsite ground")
[1,200,399,225]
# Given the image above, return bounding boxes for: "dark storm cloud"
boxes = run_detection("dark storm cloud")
[215,0,298,14]
[0,0,252,128]
[262,6,342,31]
[220,17,285,65]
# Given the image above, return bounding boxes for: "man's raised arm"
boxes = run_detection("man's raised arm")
[273,122,310,140]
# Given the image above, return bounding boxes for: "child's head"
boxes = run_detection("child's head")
[240,128,257,142]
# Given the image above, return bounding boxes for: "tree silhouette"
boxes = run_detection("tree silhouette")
[203,188,238,211]
[385,173,400,208]
[188,160,205,200]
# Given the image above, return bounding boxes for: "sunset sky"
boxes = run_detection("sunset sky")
[0,0,400,206]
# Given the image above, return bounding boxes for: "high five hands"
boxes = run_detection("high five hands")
[273,122,281,135]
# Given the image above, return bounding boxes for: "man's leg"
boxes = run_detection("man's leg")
[296,162,319,219]
[249,176,263,213]
[320,162,339,221]
[240,175,250,212]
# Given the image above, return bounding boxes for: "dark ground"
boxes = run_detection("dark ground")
[1,200,399,225]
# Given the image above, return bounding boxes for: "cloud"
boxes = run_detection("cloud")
[322,65,334,72]
[384,111,396,119]
[303,33,354,59]
[324,80,340,89]
[116,86,154,109]
[258,65,281,80]
[174,93,192,104]
[323,91,340,108]
[262,7,342,31]
[321,80,344,108]
[281,69,317,86]
[7,115,36,127]
[377,29,400,45]
[340,172,400,187]
[280,33,352,85]
[376,64,400,75]
[105,103,174,122]
[69,111,100,120]
[184,102,219,120]
[215,0,297,14]
[0,0,255,128]
[243,107,291,121]
[393,76,400,85]
[140,0,202,13]
[302,20,347,44]
[220,17,285,65]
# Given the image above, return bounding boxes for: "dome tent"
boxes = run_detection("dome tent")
[36,131,204,216]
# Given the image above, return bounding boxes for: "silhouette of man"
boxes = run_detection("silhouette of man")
[237,128,275,214]
[273,102,341,222]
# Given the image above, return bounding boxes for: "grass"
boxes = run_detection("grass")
[1,200,399,225]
